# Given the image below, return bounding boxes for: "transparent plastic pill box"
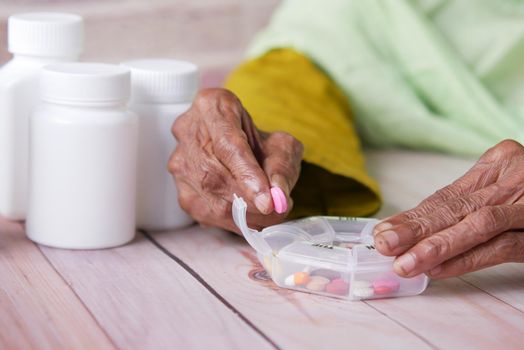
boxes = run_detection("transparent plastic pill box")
[233,195,429,301]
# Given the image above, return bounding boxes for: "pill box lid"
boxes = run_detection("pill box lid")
[232,194,272,255]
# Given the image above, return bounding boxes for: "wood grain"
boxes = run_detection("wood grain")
[150,227,432,350]
[151,150,524,350]
[460,263,524,312]
[0,216,115,350]
[39,233,276,350]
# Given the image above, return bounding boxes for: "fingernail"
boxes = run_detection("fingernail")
[394,253,416,275]
[270,186,288,214]
[376,230,399,250]
[374,222,393,235]
[429,265,442,277]
[254,192,272,214]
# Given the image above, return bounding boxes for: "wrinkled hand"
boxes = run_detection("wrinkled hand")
[169,88,304,233]
[374,140,524,279]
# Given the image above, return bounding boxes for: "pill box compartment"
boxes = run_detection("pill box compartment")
[232,195,429,301]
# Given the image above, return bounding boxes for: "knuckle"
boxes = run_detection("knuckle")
[195,88,227,103]
[441,196,482,221]
[178,193,194,213]
[171,115,188,141]
[472,206,504,234]
[498,232,524,262]
[421,235,450,261]
[498,139,523,153]
[216,134,247,160]
[272,131,295,143]
[168,150,185,176]
[434,186,459,202]
[405,217,433,241]
[457,251,477,273]
[484,139,523,161]
[195,88,242,114]
[294,139,305,157]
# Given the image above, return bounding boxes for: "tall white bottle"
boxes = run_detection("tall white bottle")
[0,12,84,220]
[121,59,198,231]
[27,63,137,249]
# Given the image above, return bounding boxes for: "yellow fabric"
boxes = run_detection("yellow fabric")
[224,48,381,217]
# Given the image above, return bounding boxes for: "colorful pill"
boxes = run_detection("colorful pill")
[306,276,330,292]
[353,286,374,299]
[270,186,288,214]
[285,271,311,286]
[352,280,372,289]
[325,278,349,295]
[372,279,400,295]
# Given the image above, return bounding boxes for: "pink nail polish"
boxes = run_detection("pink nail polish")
[270,186,287,214]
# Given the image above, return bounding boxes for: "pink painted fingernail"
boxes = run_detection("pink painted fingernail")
[270,186,288,214]
[376,230,399,250]
[394,253,416,275]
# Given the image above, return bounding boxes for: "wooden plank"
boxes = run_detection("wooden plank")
[151,226,524,350]
[150,227,433,350]
[460,264,524,313]
[366,150,524,349]
[39,233,276,350]
[366,276,524,349]
[0,216,115,350]
[151,150,524,349]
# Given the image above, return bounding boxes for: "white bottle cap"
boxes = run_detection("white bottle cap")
[121,59,199,104]
[41,63,130,106]
[8,12,84,57]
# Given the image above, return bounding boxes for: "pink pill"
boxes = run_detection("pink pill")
[325,279,349,295]
[270,186,288,214]
[372,279,400,295]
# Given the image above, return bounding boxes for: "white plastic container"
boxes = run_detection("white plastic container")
[0,12,84,220]
[233,195,429,300]
[27,63,137,249]
[121,59,198,231]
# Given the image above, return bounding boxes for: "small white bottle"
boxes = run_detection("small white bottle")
[0,12,84,220]
[27,63,137,249]
[121,59,198,231]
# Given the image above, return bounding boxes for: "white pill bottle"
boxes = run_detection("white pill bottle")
[27,63,138,249]
[0,13,84,220]
[121,59,198,231]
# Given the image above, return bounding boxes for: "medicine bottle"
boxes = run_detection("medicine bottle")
[27,63,137,249]
[0,12,84,220]
[121,59,198,231]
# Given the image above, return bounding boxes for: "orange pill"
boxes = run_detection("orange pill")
[294,272,310,286]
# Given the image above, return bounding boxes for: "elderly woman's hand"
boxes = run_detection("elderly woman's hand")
[374,140,524,279]
[169,88,304,233]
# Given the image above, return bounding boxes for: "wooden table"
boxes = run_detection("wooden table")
[2,150,524,350]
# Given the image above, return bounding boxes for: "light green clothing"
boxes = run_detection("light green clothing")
[248,0,524,156]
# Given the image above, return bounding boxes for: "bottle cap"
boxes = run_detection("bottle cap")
[121,59,198,104]
[8,12,84,57]
[41,63,130,106]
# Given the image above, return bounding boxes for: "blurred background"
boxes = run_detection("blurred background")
[0,0,280,87]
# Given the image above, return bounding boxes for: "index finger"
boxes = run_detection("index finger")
[208,101,273,215]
